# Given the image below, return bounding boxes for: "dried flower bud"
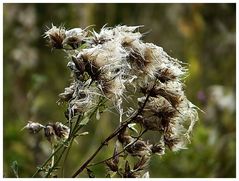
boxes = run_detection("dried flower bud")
[58,83,75,102]
[133,155,150,171]
[156,68,177,83]
[44,124,56,143]
[163,135,180,150]
[44,24,66,49]
[105,160,118,172]
[124,160,131,175]
[23,121,44,134]
[125,139,152,157]
[105,142,120,172]
[44,122,70,145]
[150,143,165,155]
[71,56,86,75]
[52,122,70,141]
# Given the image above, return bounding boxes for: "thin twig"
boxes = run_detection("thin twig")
[45,145,68,177]
[61,114,83,176]
[32,143,64,177]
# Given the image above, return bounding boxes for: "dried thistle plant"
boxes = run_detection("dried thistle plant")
[24,24,199,178]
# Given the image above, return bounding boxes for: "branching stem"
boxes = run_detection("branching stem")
[87,129,148,168]
[71,91,152,178]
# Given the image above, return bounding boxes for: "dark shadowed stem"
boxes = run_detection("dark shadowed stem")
[87,129,148,168]
[72,92,152,178]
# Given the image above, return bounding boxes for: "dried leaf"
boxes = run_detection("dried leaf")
[133,155,149,170]
[106,160,118,172]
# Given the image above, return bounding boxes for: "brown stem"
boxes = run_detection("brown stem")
[87,129,148,168]
[72,120,129,177]
[72,92,152,178]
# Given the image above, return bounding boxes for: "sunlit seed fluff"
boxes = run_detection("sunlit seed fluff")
[63,28,87,49]
[65,28,85,37]
[47,25,198,156]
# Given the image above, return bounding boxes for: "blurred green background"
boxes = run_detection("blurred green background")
[3,3,236,178]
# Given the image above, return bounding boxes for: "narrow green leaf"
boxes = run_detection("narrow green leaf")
[10,161,19,178]
[79,117,90,125]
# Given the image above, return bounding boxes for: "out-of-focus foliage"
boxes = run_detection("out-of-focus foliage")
[3,3,235,178]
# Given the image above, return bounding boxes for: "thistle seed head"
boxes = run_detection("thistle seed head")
[43,25,199,178]
[44,24,66,49]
